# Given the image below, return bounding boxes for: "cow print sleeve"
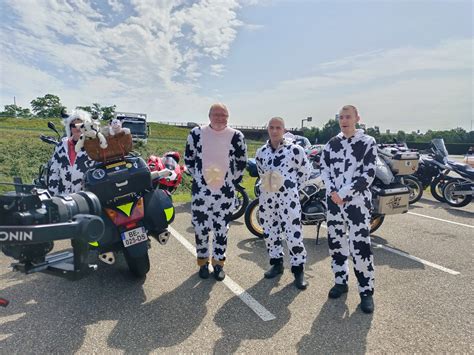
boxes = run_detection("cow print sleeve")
[338,137,377,199]
[184,128,198,178]
[231,131,248,185]
[320,143,337,193]
[295,145,311,186]
[47,143,64,196]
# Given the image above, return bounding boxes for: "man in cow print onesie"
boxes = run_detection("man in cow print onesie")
[48,110,93,196]
[320,105,377,314]
[255,117,311,290]
[185,103,247,281]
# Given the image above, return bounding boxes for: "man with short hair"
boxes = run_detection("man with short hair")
[255,117,311,290]
[184,103,247,281]
[320,105,377,313]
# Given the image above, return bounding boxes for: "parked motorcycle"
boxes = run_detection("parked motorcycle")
[30,122,175,278]
[442,165,473,207]
[147,152,187,194]
[82,133,175,278]
[244,151,412,242]
[377,145,423,205]
[411,138,459,203]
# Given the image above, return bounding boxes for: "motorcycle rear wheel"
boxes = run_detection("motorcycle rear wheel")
[369,215,385,234]
[231,185,249,220]
[442,180,472,207]
[244,199,264,238]
[245,198,386,238]
[124,249,150,278]
[404,176,423,205]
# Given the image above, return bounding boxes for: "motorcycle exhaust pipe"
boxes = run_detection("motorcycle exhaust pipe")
[156,230,171,245]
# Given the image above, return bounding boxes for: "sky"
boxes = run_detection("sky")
[0,0,472,133]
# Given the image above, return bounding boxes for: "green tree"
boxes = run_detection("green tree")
[30,94,64,118]
[101,105,116,121]
[0,104,31,117]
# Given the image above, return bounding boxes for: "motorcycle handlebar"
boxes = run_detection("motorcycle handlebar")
[40,134,59,145]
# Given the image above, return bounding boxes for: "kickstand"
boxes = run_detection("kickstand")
[316,222,322,245]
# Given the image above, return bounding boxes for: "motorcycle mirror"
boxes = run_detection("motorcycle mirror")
[47,121,61,140]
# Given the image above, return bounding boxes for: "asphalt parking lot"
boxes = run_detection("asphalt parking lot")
[0,193,472,353]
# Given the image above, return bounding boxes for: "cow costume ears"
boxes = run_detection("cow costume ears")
[63,109,92,137]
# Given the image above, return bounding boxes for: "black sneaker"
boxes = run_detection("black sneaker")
[360,295,374,314]
[213,265,226,281]
[198,264,210,279]
[264,263,284,279]
[328,284,348,299]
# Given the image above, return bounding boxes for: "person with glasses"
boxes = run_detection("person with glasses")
[48,109,93,196]
[184,103,247,281]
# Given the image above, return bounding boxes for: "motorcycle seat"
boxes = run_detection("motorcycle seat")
[449,162,474,179]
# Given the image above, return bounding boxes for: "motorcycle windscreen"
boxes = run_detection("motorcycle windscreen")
[431,138,448,163]
[375,156,394,185]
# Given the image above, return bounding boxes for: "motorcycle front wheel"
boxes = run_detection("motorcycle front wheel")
[403,176,424,204]
[231,185,249,221]
[124,249,150,278]
[430,176,452,202]
[244,199,264,238]
[442,179,472,207]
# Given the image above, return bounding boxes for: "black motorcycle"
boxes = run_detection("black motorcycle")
[243,153,411,243]
[411,138,458,203]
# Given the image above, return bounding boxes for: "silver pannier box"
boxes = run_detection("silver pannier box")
[372,184,410,215]
[381,150,419,175]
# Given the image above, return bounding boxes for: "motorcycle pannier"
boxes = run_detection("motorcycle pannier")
[84,156,152,205]
[384,151,419,175]
[372,184,410,215]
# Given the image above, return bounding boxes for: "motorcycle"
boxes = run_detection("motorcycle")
[82,132,175,278]
[147,152,187,194]
[411,138,459,203]
[29,122,175,279]
[244,150,413,243]
[377,144,423,205]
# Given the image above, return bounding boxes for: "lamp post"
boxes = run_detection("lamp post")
[301,116,312,129]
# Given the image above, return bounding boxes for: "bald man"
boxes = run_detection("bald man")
[184,103,247,281]
[320,105,377,314]
[255,117,311,290]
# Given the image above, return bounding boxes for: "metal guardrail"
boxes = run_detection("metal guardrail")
[154,121,299,131]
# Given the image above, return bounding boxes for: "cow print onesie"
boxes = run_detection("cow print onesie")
[255,140,311,272]
[185,125,247,267]
[320,129,377,296]
[48,137,92,196]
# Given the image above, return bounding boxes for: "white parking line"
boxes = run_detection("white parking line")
[320,224,461,275]
[168,226,276,322]
[407,212,474,229]
[372,243,460,275]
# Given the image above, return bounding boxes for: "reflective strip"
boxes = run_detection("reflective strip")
[89,241,99,247]
[117,202,134,216]
[164,207,174,221]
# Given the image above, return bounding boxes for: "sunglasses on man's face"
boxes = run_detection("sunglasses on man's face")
[70,123,81,129]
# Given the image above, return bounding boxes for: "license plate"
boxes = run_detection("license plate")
[121,227,147,248]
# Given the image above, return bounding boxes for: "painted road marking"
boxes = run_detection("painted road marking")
[168,226,276,322]
[320,224,460,275]
[407,212,474,229]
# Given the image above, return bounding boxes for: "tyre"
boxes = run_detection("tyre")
[403,176,423,204]
[430,176,451,202]
[124,249,150,278]
[369,215,385,234]
[442,179,472,207]
[231,185,249,220]
[244,199,264,238]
